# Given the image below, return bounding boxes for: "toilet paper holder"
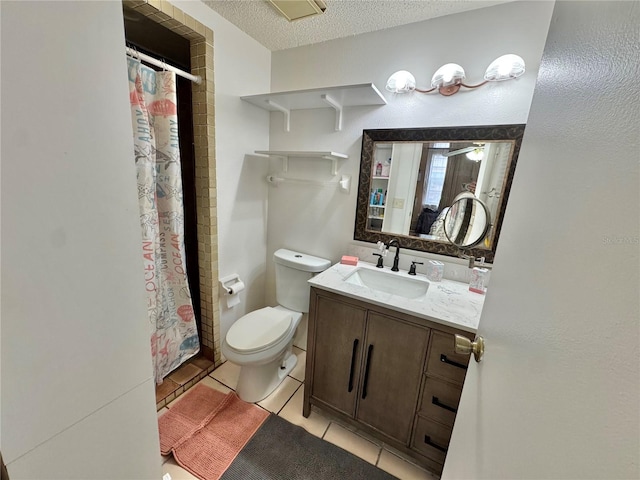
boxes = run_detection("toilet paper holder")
[219,274,243,295]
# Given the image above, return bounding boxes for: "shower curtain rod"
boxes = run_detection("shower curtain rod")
[126,47,202,85]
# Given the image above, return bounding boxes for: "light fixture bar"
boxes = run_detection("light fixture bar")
[460,80,489,89]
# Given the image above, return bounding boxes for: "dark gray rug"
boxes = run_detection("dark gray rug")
[220,414,397,480]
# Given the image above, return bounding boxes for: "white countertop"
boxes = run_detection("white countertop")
[308,261,485,333]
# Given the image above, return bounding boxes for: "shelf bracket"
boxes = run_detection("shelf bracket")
[322,155,339,175]
[321,94,343,132]
[258,152,288,172]
[266,100,290,132]
[276,156,289,173]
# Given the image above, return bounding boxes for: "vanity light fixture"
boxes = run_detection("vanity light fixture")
[385,54,525,96]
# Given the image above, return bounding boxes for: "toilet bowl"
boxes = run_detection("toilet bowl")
[222,248,331,403]
[222,305,302,402]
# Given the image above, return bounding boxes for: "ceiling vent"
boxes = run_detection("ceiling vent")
[267,0,326,22]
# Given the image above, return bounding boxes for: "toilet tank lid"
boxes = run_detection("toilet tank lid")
[274,249,331,273]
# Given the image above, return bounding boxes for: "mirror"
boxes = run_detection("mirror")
[443,194,491,248]
[354,125,525,262]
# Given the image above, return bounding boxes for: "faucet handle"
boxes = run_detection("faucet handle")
[408,261,424,275]
[373,253,385,268]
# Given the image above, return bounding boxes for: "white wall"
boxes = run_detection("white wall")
[1,2,159,478]
[265,1,555,303]
[171,1,271,341]
[445,1,640,477]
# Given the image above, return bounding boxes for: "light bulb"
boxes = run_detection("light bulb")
[385,70,416,93]
[484,54,525,81]
[431,63,465,88]
[498,63,511,76]
[466,148,484,161]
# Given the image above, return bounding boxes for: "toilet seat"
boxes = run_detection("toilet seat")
[226,307,292,354]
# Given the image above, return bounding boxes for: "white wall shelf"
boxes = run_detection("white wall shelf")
[241,83,387,132]
[255,150,348,176]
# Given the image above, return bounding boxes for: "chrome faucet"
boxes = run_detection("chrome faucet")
[386,238,401,272]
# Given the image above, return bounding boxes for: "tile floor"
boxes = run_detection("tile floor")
[156,355,217,409]
[160,346,439,480]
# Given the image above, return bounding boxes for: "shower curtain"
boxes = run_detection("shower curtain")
[127,57,199,384]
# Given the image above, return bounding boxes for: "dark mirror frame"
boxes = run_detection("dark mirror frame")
[354,124,526,263]
[443,195,491,248]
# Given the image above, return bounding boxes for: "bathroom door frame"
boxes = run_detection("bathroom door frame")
[122,1,222,407]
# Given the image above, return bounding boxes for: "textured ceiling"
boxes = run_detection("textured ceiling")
[202,0,513,51]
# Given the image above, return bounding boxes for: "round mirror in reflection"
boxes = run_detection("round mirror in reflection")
[443,193,491,248]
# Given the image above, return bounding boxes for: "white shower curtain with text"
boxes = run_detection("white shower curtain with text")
[127,57,199,384]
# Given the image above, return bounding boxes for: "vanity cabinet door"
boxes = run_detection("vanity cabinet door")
[310,295,366,417]
[356,312,429,443]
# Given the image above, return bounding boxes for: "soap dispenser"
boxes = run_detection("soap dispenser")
[469,267,488,294]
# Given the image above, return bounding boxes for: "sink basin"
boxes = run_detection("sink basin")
[343,267,429,299]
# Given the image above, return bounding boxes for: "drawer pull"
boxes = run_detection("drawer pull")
[432,396,458,413]
[361,344,374,399]
[424,435,448,453]
[348,339,359,393]
[440,354,467,370]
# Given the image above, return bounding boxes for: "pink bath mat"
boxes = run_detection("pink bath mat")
[158,383,269,480]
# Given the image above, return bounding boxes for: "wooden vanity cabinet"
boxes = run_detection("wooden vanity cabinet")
[305,293,428,442]
[304,287,474,475]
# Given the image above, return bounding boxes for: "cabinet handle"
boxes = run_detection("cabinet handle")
[361,344,374,399]
[424,435,448,453]
[440,354,467,370]
[348,339,359,393]
[432,396,458,413]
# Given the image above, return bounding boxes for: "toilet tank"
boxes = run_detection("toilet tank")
[274,249,331,313]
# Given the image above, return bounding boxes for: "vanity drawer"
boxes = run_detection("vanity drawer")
[411,416,451,465]
[426,331,471,384]
[418,376,463,427]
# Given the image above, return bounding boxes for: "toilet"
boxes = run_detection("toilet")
[222,248,331,402]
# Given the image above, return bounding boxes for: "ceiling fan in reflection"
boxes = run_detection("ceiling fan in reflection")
[444,144,485,161]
